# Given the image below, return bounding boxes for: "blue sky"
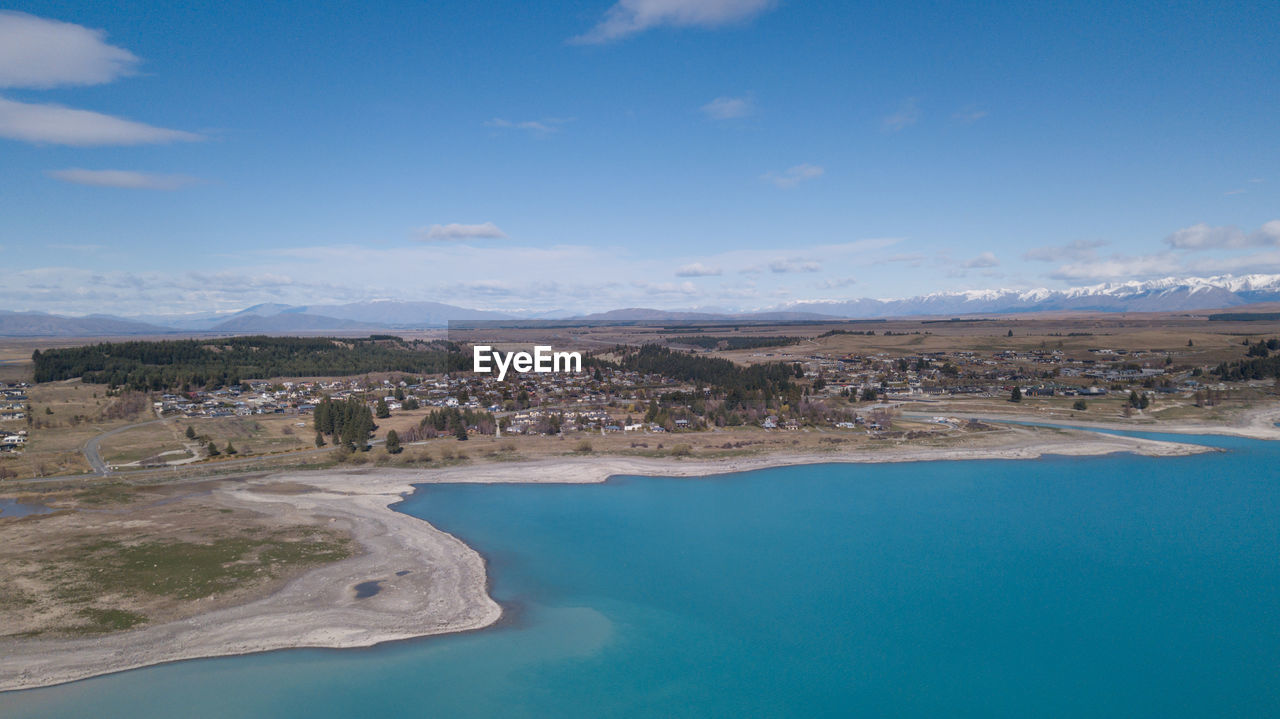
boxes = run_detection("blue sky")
[1,0,1277,316]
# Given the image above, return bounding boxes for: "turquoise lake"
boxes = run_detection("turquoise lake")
[3,433,1278,717]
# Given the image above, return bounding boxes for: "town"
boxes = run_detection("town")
[3,316,1276,478]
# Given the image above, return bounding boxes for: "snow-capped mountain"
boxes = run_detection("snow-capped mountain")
[781,274,1280,317]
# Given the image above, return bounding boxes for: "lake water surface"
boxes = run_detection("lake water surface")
[3,433,1278,717]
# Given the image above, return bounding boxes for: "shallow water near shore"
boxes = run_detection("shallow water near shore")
[4,434,1279,717]
[0,498,51,518]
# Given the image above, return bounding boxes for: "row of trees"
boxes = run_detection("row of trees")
[33,336,468,392]
[601,344,799,411]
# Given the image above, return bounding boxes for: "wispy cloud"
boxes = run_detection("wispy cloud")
[675,262,722,277]
[883,98,920,132]
[47,168,200,190]
[1049,252,1183,282]
[415,222,509,241]
[768,259,821,273]
[1162,222,1273,250]
[962,252,999,268]
[874,252,925,267]
[0,11,138,89]
[0,13,202,148]
[761,163,824,188]
[1022,239,1107,262]
[3,235,923,316]
[0,96,202,146]
[817,276,857,289]
[952,104,988,124]
[483,117,570,137]
[635,280,699,295]
[571,0,776,44]
[1046,220,1280,281]
[700,95,753,120]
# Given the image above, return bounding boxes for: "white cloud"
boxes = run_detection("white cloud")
[1022,239,1107,262]
[817,277,857,289]
[47,168,200,190]
[1257,221,1280,244]
[675,262,722,277]
[415,222,509,241]
[962,252,999,268]
[6,235,918,316]
[761,163,824,188]
[1047,250,1280,282]
[0,14,201,149]
[483,117,570,137]
[1048,253,1183,281]
[769,259,821,273]
[1161,222,1276,250]
[0,12,138,89]
[1045,221,1280,281]
[883,98,920,132]
[701,95,753,119]
[0,96,202,146]
[0,267,365,316]
[571,0,776,44]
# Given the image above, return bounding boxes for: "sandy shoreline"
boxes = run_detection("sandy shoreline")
[901,403,1280,441]
[0,426,1219,692]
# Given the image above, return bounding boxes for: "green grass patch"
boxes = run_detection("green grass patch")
[67,530,352,601]
[74,482,136,506]
[74,607,147,634]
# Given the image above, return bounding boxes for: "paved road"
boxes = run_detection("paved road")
[81,418,166,475]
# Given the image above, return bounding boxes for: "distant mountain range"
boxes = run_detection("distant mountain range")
[776,274,1280,316]
[6,274,1280,337]
[0,312,174,337]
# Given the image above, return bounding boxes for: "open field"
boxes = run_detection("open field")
[0,479,353,640]
[449,310,1280,365]
[101,415,312,467]
[1,381,155,478]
